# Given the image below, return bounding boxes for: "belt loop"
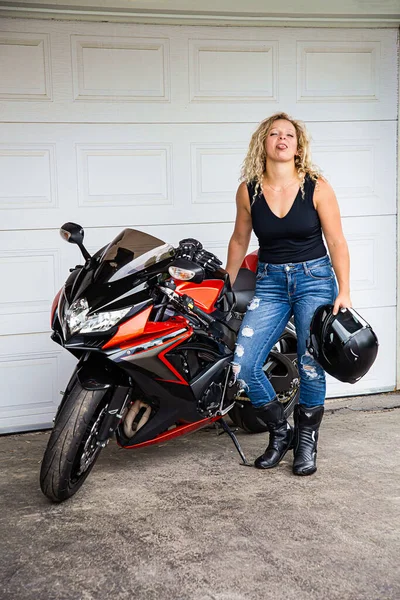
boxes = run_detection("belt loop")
[303,261,308,275]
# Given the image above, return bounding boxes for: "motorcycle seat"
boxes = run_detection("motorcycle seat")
[232,268,256,313]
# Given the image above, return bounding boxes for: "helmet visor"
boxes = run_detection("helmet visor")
[330,309,365,343]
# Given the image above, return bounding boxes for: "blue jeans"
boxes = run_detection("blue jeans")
[232,255,338,408]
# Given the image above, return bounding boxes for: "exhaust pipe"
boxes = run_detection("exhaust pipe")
[123,399,152,438]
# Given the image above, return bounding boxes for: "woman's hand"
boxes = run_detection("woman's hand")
[332,292,352,315]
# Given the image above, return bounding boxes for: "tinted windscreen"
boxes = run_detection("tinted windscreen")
[94,228,175,283]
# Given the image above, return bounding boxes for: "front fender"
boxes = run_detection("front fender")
[77,361,114,390]
[75,355,132,442]
[73,352,131,390]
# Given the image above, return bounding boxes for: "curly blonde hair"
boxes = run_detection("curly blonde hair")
[240,112,321,203]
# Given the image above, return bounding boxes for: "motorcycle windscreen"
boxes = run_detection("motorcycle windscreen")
[94,229,175,283]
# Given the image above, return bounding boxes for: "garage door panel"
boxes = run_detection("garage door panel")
[0,21,397,123]
[309,121,397,217]
[188,38,278,103]
[0,229,80,336]
[326,306,396,398]
[0,333,76,434]
[343,216,396,309]
[296,41,380,103]
[76,143,173,208]
[0,249,60,336]
[0,143,58,210]
[71,34,170,103]
[0,31,52,101]
[190,142,246,207]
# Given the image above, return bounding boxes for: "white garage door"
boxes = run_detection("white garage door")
[0,19,398,433]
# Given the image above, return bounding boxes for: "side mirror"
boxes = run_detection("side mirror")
[60,222,91,261]
[60,222,84,244]
[168,258,205,283]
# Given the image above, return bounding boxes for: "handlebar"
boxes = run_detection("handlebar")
[175,238,222,273]
[158,285,215,326]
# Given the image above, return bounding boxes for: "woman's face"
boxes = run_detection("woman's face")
[264,119,298,163]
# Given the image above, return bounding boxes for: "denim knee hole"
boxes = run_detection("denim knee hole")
[300,351,324,380]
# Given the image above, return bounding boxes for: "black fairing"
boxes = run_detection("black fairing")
[64,229,176,314]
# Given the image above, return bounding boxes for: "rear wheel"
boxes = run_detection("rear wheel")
[40,381,111,502]
[229,335,300,433]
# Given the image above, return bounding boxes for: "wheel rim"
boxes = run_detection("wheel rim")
[238,353,299,410]
[272,358,299,407]
[71,405,108,481]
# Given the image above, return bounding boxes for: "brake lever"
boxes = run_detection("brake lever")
[157,286,215,327]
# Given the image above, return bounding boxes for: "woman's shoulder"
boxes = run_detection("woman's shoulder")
[237,180,258,201]
[236,181,252,210]
[313,176,337,210]
[314,176,333,194]
[304,172,332,194]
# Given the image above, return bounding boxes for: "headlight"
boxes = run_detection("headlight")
[79,307,131,333]
[65,298,88,335]
[65,298,130,335]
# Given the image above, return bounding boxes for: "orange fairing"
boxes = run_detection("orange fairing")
[102,307,189,350]
[174,280,224,313]
[51,288,62,326]
[241,251,258,273]
[102,306,152,350]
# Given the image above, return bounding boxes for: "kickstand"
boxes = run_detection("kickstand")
[217,418,252,467]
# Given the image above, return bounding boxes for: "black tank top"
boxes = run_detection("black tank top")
[248,175,327,264]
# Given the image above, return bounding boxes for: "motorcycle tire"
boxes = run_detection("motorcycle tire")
[40,381,111,502]
[228,350,300,434]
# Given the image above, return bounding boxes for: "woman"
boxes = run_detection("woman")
[226,113,351,476]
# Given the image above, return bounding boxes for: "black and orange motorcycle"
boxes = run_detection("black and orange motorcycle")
[40,224,299,502]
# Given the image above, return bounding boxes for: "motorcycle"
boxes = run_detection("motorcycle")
[40,224,300,502]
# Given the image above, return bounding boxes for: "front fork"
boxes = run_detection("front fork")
[96,385,130,445]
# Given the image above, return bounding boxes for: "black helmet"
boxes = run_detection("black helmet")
[307,305,378,384]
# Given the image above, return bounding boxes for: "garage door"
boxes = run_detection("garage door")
[0,19,398,432]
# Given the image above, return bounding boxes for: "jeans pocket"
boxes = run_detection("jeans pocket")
[256,264,268,281]
[307,264,334,280]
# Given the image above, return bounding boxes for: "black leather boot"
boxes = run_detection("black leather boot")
[254,399,294,469]
[293,404,324,476]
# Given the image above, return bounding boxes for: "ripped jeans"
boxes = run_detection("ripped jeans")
[232,255,338,408]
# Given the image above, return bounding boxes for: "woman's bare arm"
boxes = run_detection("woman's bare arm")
[314,178,352,315]
[225,182,253,285]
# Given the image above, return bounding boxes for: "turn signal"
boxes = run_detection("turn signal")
[168,266,195,281]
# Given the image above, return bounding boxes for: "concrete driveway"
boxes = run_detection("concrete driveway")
[1,393,399,600]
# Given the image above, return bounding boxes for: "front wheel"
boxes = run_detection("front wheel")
[40,381,111,502]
